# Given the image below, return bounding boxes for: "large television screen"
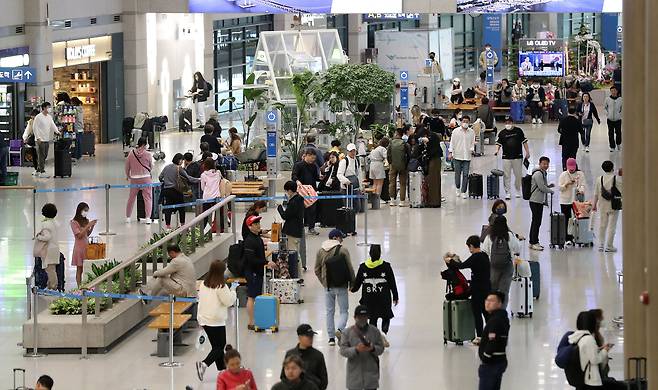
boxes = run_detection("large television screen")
[189,0,402,13]
[457,0,622,13]
[518,51,564,77]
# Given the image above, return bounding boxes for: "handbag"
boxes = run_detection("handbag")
[86,236,106,260]
[582,118,593,126]
[296,181,318,208]
[175,166,190,194]
[219,178,233,196]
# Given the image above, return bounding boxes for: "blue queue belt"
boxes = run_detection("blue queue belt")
[33,182,161,193]
[159,194,365,210]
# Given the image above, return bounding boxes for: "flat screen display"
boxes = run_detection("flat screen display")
[189,0,402,13]
[518,51,564,77]
[457,0,622,13]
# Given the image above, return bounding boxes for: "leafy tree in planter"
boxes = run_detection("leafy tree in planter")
[314,64,395,140]
[220,73,269,148]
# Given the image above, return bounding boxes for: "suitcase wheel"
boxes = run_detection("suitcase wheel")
[443,338,447,345]
[456,341,463,346]
[529,313,533,318]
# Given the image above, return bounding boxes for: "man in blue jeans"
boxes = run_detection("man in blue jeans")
[314,229,355,346]
[478,291,510,390]
[448,115,475,199]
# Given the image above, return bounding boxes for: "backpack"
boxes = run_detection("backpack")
[522,174,533,200]
[227,241,246,277]
[441,267,471,300]
[324,245,351,288]
[490,237,512,269]
[388,138,409,171]
[555,331,574,369]
[563,334,591,387]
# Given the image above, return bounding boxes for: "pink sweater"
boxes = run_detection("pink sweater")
[201,169,222,199]
[125,148,153,179]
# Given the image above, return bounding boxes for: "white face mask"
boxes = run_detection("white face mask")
[402,135,409,142]
[505,124,512,130]
[462,123,469,129]
[81,210,88,217]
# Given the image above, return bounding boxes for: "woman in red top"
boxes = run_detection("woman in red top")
[216,345,257,390]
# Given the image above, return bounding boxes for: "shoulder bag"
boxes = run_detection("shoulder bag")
[175,166,190,194]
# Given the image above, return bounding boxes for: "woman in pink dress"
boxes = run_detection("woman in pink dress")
[70,202,97,287]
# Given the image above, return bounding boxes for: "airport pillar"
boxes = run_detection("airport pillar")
[23,0,53,102]
[122,0,148,117]
[347,14,367,64]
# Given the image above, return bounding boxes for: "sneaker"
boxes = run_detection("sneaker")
[382,334,390,348]
[441,196,447,203]
[39,172,50,178]
[612,316,623,324]
[537,119,543,125]
[585,146,590,153]
[389,199,398,207]
[31,171,39,177]
[605,247,618,253]
[529,243,544,251]
[617,145,622,151]
[308,229,320,236]
[610,148,616,152]
[335,329,342,342]
[456,190,461,196]
[328,338,336,346]
[125,217,131,224]
[471,337,481,345]
[565,240,574,247]
[399,200,409,207]
[302,267,307,273]
[141,218,152,225]
[505,193,511,200]
[515,193,521,198]
[196,361,207,381]
[461,193,468,199]
[532,118,537,124]
[598,246,604,252]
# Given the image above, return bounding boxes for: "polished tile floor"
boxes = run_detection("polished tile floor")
[0,121,625,389]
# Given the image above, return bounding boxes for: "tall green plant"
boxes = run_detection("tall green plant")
[220,73,269,148]
[290,71,320,162]
[314,64,395,141]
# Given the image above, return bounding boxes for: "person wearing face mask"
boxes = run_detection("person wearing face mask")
[158,153,201,230]
[32,102,62,178]
[495,116,530,199]
[450,78,465,105]
[448,116,476,199]
[526,80,546,125]
[387,128,411,206]
[479,43,499,70]
[558,158,586,246]
[339,305,385,390]
[125,137,154,224]
[70,202,97,287]
[427,51,444,80]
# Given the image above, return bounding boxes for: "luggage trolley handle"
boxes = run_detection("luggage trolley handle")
[627,357,647,383]
[13,368,26,390]
[262,265,275,295]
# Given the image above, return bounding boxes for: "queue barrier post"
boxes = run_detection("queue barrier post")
[25,275,32,321]
[81,290,89,359]
[32,189,37,238]
[24,287,46,358]
[230,199,237,244]
[158,204,163,233]
[159,295,182,368]
[357,195,370,247]
[99,184,116,236]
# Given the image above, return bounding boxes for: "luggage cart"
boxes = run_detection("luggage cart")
[150,124,166,161]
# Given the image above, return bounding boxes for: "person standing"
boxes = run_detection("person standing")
[558,158,586,245]
[528,157,555,251]
[0,115,8,185]
[124,137,154,224]
[445,235,491,344]
[495,116,530,199]
[479,43,499,70]
[567,311,613,390]
[200,157,222,228]
[428,51,444,81]
[337,143,363,211]
[448,115,476,199]
[557,107,582,171]
[368,138,389,201]
[415,125,443,207]
[71,97,84,160]
[593,160,623,252]
[301,135,324,169]
[201,124,222,154]
[318,152,341,192]
[278,181,306,274]
[478,291,510,390]
[32,102,62,178]
[315,229,355,346]
[603,86,623,152]
[280,324,328,390]
[34,203,62,290]
[196,260,237,381]
[351,244,399,347]
[577,92,601,152]
[159,153,201,230]
[70,202,97,287]
[22,109,40,176]
[292,150,321,236]
[338,305,385,390]
[189,71,211,127]
[242,216,277,330]
[482,216,520,308]
[387,128,411,207]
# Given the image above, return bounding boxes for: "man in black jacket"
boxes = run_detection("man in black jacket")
[278,181,306,275]
[478,291,510,390]
[243,215,276,330]
[200,124,222,154]
[557,107,582,171]
[301,135,324,168]
[280,324,328,390]
[292,149,321,236]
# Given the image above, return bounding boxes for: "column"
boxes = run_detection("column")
[418,14,438,30]
[347,14,367,64]
[122,0,148,116]
[23,0,52,102]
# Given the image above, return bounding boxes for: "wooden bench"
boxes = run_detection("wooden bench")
[148,301,193,317]
[148,314,193,357]
[232,181,266,197]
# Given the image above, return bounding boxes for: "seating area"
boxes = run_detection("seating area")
[231,180,266,197]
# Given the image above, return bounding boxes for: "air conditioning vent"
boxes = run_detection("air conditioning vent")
[15,25,24,34]
[64,20,72,28]
[90,17,97,25]
[113,14,121,22]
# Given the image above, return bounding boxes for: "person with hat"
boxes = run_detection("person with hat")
[278,180,306,274]
[339,305,385,390]
[280,324,328,390]
[337,143,363,211]
[315,228,355,346]
[351,244,399,347]
[450,78,465,105]
[243,215,277,330]
[559,158,587,246]
[494,116,530,199]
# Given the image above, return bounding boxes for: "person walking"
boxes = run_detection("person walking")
[448,115,476,199]
[557,107,582,171]
[125,137,154,224]
[243,216,277,330]
[478,291,510,390]
[351,244,398,347]
[216,345,259,390]
[189,71,211,127]
[445,235,491,344]
[603,86,623,152]
[70,202,97,287]
[577,92,601,152]
[272,354,320,390]
[32,102,62,178]
[21,109,40,176]
[495,116,530,199]
[196,260,237,381]
[280,324,328,390]
[278,180,306,274]
[200,157,222,228]
[315,229,355,346]
[482,216,520,308]
[418,124,444,207]
[558,158,586,245]
[593,160,623,252]
[34,203,63,290]
[292,150,320,236]
[339,305,386,390]
[387,128,411,207]
[159,153,201,230]
[368,138,389,201]
[528,157,555,251]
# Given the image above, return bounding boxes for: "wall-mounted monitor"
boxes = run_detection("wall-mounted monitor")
[457,0,622,13]
[518,39,565,77]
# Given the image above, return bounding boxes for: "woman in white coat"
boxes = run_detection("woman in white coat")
[482,215,521,308]
[567,310,613,389]
[33,203,62,290]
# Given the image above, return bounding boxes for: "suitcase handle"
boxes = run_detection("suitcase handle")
[627,357,647,382]
[14,368,25,388]
[262,265,275,295]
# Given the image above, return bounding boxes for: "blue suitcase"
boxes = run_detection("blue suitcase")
[254,268,279,332]
[511,101,525,123]
[220,156,238,171]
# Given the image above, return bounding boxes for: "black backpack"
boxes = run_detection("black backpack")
[564,334,590,387]
[490,237,512,269]
[227,241,246,277]
[325,246,351,288]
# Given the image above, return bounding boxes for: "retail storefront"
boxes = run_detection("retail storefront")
[0,46,32,141]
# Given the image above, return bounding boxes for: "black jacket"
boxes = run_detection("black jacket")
[280,345,328,390]
[454,252,491,294]
[352,261,399,319]
[292,161,320,189]
[423,116,446,138]
[558,115,582,149]
[577,102,601,124]
[479,309,510,364]
[200,134,222,154]
[271,375,319,390]
[319,162,340,191]
[190,79,210,102]
[526,86,546,104]
[243,230,267,275]
[300,143,324,168]
[207,118,222,138]
[278,193,305,238]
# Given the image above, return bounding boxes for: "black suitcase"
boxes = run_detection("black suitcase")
[179,108,192,132]
[318,191,342,227]
[137,186,160,221]
[529,260,541,299]
[80,132,95,156]
[380,170,391,202]
[486,174,499,199]
[336,207,356,235]
[54,149,72,178]
[468,173,483,198]
[549,196,566,249]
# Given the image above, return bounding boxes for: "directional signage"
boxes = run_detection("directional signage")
[0,67,36,83]
[486,66,494,85]
[267,131,277,158]
[400,87,409,109]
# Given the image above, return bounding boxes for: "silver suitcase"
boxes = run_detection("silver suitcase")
[509,276,533,318]
[570,217,595,247]
[408,171,424,208]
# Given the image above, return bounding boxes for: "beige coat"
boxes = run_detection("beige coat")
[153,254,197,297]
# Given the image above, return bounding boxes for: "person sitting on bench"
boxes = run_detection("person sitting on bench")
[140,244,197,298]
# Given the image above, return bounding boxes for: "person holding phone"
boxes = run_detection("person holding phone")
[216,344,258,390]
[567,310,613,389]
[70,202,97,287]
[339,305,385,390]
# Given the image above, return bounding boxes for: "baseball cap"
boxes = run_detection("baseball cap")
[296,324,317,337]
[346,143,357,151]
[504,115,513,122]
[246,215,262,226]
[566,158,577,170]
[328,229,346,239]
[354,305,369,317]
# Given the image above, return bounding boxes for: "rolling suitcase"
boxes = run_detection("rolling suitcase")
[13,368,26,390]
[254,267,279,332]
[409,171,424,208]
[509,275,533,318]
[570,217,594,247]
[273,250,299,279]
[178,108,193,132]
[511,100,525,123]
[336,207,356,235]
[54,140,72,178]
[442,299,475,345]
[80,131,95,156]
[318,191,342,227]
[623,357,647,390]
[468,173,483,198]
[529,260,541,299]
[550,196,566,249]
[270,278,303,304]
[487,174,499,199]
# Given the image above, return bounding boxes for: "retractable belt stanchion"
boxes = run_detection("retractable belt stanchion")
[159,295,182,367]
[81,291,89,359]
[357,195,369,247]
[32,189,37,238]
[99,184,116,236]
[24,287,45,358]
[231,199,237,244]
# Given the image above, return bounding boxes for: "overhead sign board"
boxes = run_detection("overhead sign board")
[363,13,420,21]
[0,67,36,83]
[65,44,96,60]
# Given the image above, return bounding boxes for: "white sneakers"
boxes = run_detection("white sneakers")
[399,200,409,207]
[515,193,521,198]
[455,190,461,196]
[39,172,50,178]
[505,193,511,200]
[529,243,544,251]
[585,146,590,153]
[610,148,616,152]
[461,193,468,199]
[389,199,398,207]
[537,119,543,125]
[125,217,131,224]
[31,171,39,177]
[532,118,537,124]
[605,247,618,253]
[141,218,152,225]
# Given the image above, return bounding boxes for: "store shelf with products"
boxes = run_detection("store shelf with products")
[53,63,101,143]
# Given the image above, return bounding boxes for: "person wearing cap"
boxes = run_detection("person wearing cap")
[351,244,398,347]
[557,106,582,171]
[558,158,586,246]
[337,143,363,211]
[243,215,277,330]
[315,228,355,346]
[448,115,476,199]
[450,78,464,105]
[280,324,328,390]
[278,181,306,274]
[495,116,530,199]
[339,305,385,390]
